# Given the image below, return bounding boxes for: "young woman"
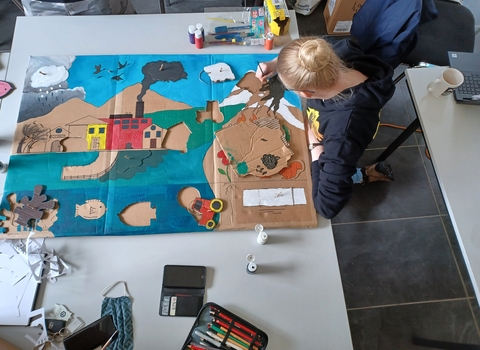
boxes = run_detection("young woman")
[256,37,395,219]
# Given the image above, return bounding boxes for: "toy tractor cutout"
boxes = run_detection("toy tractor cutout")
[190,197,224,230]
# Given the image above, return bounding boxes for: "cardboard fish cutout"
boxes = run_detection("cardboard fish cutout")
[75,199,107,219]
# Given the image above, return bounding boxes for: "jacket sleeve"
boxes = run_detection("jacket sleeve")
[311,134,365,219]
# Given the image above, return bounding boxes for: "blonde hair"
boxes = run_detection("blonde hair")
[277,37,349,91]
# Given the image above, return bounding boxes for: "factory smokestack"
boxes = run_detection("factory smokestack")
[135,101,144,118]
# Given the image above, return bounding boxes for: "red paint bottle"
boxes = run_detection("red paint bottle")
[264,32,274,50]
[195,29,203,49]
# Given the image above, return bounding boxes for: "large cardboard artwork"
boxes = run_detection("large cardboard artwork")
[0,54,317,238]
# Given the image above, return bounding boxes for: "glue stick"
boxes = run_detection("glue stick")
[195,29,203,49]
[188,25,196,44]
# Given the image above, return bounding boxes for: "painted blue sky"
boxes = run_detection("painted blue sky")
[66,53,288,108]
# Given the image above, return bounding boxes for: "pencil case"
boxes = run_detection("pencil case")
[181,302,268,350]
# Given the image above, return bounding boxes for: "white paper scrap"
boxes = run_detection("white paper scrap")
[243,189,260,207]
[260,188,293,206]
[293,188,307,205]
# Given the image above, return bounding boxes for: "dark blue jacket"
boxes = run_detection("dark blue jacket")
[308,40,395,219]
[351,0,438,68]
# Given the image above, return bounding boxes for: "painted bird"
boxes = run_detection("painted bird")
[0,80,13,98]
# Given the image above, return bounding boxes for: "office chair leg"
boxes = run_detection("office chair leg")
[412,337,480,349]
[375,118,420,162]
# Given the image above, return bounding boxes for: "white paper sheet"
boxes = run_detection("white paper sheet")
[243,188,307,207]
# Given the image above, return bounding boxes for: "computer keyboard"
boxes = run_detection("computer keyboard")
[458,73,480,95]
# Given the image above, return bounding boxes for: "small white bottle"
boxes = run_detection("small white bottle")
[257,231,268,245]
[246,254,257,274]
[195,23,205,40]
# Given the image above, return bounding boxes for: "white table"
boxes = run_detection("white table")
[0,13,353,349]
[406,67,480,301]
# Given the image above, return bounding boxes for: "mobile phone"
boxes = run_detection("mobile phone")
[63,315,117,350]
[163,265,206,288]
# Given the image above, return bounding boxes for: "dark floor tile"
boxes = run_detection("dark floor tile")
[296,1,327,36]
[348,300,480,350]
[442,214,477,298]
[420,145,448,216]
[332,147,437,223]
[470,298,480,330]
[368,86,417,150]
[333,217,466,308]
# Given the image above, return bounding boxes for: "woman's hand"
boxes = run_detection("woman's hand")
[255,58,278,83]
[307,124,323,160]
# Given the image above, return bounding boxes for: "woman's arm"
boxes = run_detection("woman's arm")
[311,136,362,219]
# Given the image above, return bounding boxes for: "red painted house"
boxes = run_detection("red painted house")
[100,101,152,150]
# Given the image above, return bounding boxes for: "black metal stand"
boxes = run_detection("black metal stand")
[375,118,421,162]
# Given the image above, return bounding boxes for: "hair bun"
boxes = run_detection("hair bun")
[298,39,331,72]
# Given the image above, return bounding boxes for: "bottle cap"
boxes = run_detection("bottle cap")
[196,23,203,30]
[246,254,255,263]
[188,25,196,34]
[247,262,257,274]
[254,224,264,233]
[195,29,202,39]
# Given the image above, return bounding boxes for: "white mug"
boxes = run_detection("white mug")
[427,68,464,98]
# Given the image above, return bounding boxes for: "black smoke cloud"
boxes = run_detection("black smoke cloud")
[137,60,187,101]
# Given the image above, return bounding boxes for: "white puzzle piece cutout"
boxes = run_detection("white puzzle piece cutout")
[204,62,235,83]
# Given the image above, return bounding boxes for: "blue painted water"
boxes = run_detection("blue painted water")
[3,143,214,235]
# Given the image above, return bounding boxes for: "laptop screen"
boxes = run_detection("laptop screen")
[448,51,480,104]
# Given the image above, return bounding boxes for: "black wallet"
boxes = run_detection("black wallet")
[159,265,206,317]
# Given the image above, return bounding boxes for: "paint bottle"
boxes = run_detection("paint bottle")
[196,23,205,40]
[194,30,203,49]
[188,25,196,44]
[246,254,257,274]
[255,224,268,244]
[264,32,274,50]
[257,231,268,245]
